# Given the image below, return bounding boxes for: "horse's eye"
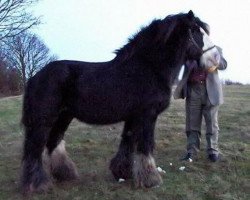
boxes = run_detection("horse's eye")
[193,26,203,36]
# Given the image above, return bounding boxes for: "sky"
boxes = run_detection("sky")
[31,0,250,84]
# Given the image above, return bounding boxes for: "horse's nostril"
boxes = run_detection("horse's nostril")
[214,52,221,63]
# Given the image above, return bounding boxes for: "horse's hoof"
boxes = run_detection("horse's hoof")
[134,168,163,188]
[21,180,52,196]
[110,156,133,180]
[132,153,163,188]
[50,140,79,182]
[51,162,79,182]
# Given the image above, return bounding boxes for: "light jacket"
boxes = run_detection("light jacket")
[173,46,227,105]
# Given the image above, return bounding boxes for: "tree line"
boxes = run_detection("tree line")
[0,0,56,97]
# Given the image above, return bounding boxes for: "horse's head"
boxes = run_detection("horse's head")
[184,10,220,68]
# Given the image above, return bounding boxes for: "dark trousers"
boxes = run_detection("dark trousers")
[186,83,219,155]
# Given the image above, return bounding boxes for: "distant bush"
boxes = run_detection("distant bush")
[0,64,22,97]
[224,79,243,85]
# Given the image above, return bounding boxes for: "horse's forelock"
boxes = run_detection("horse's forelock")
[195,17,210,35]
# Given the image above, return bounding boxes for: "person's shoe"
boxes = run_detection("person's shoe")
[180,153,193,161]
[208,154,219,162]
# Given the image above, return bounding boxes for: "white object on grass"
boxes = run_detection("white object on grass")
[157,167,166,173]
[179,166,185,171]
[118,178,125,183]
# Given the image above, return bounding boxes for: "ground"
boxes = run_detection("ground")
[0,85,249,200]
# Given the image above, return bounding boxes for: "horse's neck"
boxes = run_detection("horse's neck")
[113,42,186,83]
[155,51,186,86]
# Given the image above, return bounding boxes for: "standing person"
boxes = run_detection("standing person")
[174,46,227,162]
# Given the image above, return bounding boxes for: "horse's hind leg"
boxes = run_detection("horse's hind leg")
[132,113,162,188]
[110,119,135,180]
[21,125,52,195]
[45,111,79,182]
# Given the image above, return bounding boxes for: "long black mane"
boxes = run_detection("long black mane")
[115,13,209,65]
[114,19,163,62]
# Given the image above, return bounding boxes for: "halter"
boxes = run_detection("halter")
[188,29,216,54]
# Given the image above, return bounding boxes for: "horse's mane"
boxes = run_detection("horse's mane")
[114,19,160,61]
[114,14,183,62]
[114,13,209,63]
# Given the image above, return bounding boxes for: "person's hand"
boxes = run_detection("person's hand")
[207,66,217,73]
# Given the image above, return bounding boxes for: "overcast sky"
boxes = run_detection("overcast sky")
[32,0,250,84]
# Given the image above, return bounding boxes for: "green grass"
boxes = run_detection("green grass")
[0,85,249,200]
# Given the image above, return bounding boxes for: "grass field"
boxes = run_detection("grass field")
[0,85,249,200]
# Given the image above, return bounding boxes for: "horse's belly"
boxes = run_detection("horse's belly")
[70,102,131,125]
[77,115,123,125]
[75,111,126,125]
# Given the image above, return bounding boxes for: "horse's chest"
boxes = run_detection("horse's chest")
[146,93,170,114]
[155,99,169,113]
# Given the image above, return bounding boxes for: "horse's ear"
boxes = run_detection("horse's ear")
[187,10,195,21]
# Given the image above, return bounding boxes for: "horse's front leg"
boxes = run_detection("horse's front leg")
[133,112,163,188]
[110,119,135,180]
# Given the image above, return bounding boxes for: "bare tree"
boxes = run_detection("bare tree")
[3,31,57,87]
[0,53,9,94]
[0,0,40,40]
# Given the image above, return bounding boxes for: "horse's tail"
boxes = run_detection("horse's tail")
[21,78,34,128]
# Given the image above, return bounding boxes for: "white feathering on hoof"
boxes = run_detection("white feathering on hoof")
[133,153,163,188]
[53,140,66,154]
[50,140,79,181]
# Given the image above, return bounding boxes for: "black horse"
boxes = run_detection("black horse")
[21,10,220,194]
